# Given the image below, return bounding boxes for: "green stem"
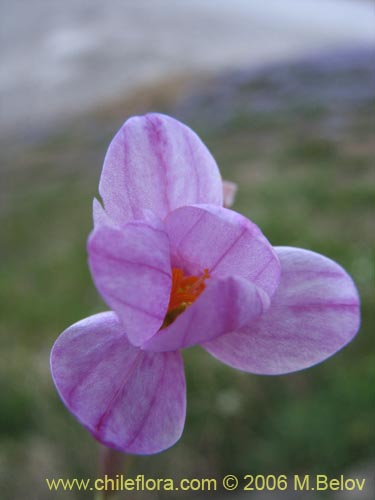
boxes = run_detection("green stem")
[94,493,105,500]
[96,445,133,499]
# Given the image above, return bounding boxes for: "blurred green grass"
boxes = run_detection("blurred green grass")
[1,51,374,499]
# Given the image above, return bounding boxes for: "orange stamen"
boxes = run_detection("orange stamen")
[162,267,210,328]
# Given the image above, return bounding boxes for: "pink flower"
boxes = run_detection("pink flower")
[50,114,360,455]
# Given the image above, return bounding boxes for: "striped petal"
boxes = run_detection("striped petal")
[164,204,280,300]
[51,312,186,454]
[204,247,360,375]
[88,219,171,346]
[99,113,223,225]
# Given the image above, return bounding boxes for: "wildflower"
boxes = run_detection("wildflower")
[51,114,360,454]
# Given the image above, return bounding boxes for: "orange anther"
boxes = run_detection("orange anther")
[162,267,210,328]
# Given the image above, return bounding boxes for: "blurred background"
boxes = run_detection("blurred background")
[1,0,374,499]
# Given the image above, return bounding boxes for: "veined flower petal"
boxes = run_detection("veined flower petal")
[50,312,186,455]
[143,276,269,352]
[164,204,281,300]
[88,219,171,346]
[204,247,360,375]
[99,113,223,225]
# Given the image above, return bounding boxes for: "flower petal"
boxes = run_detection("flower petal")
[93,198,114,229]
[88,219,171,346]
[99,113,223,224]
[164,204,280,299]
[204,247,360,375]
[50,312,186,454]
[143,276,268,352]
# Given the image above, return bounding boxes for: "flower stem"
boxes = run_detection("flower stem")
[96,445,133,499]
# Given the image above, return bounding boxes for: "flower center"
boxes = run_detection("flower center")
[161,267,210,328]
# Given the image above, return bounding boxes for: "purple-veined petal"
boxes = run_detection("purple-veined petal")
[204,247,360,375]
[165,204,280,300]
[143,276,269,352]
[50,312,186,455]
[88,219,171,346]
[99,113,223,224]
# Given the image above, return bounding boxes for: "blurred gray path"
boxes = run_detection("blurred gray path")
[1,0,375,137]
